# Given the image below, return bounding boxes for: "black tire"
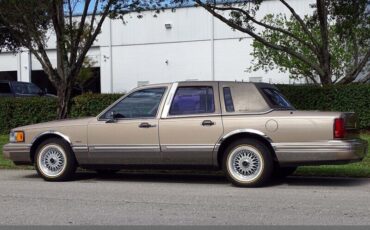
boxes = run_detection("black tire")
[223,138,274,187]
[274,166,297,179]
[95,169,119,176]
[35,138,77,181]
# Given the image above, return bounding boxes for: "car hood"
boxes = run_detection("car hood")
[14,117,96,131]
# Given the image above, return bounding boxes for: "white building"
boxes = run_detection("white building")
[0,0,312,94]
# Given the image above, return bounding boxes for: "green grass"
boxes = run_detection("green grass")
[0,135,16,169]
[295,133,370,178]
[1,134,370,178]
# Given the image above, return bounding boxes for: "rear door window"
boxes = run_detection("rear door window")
[11,82,40,95]
[169,86,215,115]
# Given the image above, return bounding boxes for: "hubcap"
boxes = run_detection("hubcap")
[227,145,263,183]
[38,145,66,177]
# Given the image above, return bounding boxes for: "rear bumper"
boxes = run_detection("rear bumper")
[273,139,368,166]
[2,143,32,165]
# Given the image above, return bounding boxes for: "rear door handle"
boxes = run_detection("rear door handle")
[202,120,215,126]
[139,122,157,128]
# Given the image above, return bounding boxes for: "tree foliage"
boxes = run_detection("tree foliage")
[184,0,370,85]
[0,0,158,119]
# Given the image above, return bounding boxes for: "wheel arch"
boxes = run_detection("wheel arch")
[30,131,72,163]
[216,129,277,168]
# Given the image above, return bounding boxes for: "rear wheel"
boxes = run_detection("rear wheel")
[35,138,77,181]
[223,138,273,187]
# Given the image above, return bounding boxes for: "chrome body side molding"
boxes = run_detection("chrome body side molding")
[214,129,273,166]
[31,131,72,145]
[89,145,160,152]
[219,129,273,143]
[162,144,215,152]
[72,145,89,164]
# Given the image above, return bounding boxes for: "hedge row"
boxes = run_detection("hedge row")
[0,84,370,134]
[277,84,370,130]
[0,93,123,134]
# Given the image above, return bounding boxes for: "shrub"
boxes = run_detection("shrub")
[0,97,58,134]
[277,84,370,129]
[70,93,123,118]
[0,94,123,134]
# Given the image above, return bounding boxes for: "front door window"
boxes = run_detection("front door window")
[102,87,166,119]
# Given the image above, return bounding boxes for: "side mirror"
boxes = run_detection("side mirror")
[106,111,117,123]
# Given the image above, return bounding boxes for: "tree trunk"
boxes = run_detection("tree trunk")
[317,0,332,86]
[56,81,73,119]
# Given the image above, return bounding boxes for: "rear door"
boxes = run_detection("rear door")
[159,82,223,165]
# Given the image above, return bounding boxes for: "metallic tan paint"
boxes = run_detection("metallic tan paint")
[2,81,367,167]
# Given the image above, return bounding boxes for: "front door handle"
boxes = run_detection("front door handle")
[139,122,157,128]
[202,120,215,126]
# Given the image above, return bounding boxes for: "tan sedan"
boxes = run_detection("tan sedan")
[3,81,368,187]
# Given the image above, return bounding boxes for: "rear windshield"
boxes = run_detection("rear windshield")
[11,82,40,95]
[262,88,294,109]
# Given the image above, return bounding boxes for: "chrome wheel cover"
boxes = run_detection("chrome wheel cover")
[37,144,67,178]
[227,145,264,183]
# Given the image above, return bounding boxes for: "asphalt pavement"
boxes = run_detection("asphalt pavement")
[0,169,369,225]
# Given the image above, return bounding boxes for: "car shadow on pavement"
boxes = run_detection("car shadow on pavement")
[22,170,369,187]
[73,170,230,185]
[70,170,369,187]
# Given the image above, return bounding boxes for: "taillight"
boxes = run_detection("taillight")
[334,118,345,139]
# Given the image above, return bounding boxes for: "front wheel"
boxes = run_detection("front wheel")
[35,138,77,181]
[223,138,273,187]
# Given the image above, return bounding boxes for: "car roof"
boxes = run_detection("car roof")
[0,80,34,84]
[133,81,276,91]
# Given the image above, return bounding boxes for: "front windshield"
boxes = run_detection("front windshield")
[12,82,41,95]
[262,88,294,110]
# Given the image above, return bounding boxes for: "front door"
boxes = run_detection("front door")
[159,82,224,165]
[87,86,168,165]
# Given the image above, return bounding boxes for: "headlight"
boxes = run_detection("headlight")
[9,131,25,143]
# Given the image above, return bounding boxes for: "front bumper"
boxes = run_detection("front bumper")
[273,139,368,166]
[2,143,32,165]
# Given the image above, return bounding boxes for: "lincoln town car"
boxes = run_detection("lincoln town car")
[3,81,368,187]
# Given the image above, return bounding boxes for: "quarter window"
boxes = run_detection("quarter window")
[103,87,166,119]
[169,86,215,115]
[223,87,235,112]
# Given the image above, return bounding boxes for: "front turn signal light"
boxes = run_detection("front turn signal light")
[10,131,25,143]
